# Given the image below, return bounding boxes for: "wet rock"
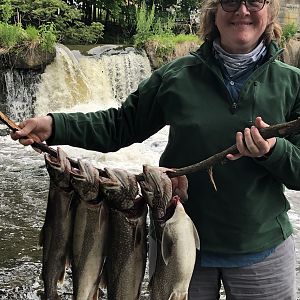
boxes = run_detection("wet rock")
[282,39,300,68]
[0,46,56,70]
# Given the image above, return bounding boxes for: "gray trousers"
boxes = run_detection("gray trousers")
[189,236,296,300]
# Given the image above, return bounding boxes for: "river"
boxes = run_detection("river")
[0,44,299,299]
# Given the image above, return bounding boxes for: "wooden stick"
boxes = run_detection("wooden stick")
[1,111,300,180]
[0,111,109,177]
[166,118,300,178]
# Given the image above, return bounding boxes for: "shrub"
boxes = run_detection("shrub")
[0,0,13,24]
[0,23,24,48]
[281,22,299,45]
[24,25,40,43]
[62,21,104,44]
[134,2,155,49]
[153,15,175,37]
[134,1,182,49]
[149,34,200,58]
[39,23,57,52]
[0,22,57,53]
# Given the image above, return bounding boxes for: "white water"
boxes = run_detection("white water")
[0,45,300,299]
[4,70,40,121]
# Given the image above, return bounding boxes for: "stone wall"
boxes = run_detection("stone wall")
[144,40,199,70]
[279,0,300,28]
[282,39,300,68]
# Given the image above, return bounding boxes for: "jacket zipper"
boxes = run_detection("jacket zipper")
[231,101,238,113]
[190,48,284,114]
[190,54,235,111]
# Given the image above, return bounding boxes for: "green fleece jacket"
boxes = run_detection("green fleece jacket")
[49,41,300,254]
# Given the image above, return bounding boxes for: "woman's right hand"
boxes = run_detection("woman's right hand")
[10,115,53,146]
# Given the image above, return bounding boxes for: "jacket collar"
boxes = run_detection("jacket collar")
[193,40,283,63]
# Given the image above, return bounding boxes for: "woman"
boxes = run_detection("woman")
[12,0,300,298]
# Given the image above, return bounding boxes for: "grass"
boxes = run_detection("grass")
[0,22,56,53]
[147,33,201,58]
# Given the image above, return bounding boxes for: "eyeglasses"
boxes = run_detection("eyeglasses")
[220,0,269,12]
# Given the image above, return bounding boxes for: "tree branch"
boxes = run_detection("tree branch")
[1,111,300,180]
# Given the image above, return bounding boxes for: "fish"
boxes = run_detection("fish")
[40,147,75,300]
[99,168,148,300]
[140,165,200,300]
[70,159,108,300]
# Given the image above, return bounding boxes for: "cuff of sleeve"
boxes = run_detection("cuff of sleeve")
[254,138,286,166]
[46,113,67,146]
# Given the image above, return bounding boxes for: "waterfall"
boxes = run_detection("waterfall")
[0,44,152,121]
[1,69,41,122]
[35,44,152,115]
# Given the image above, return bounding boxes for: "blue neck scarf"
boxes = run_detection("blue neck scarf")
[213,39,267,78]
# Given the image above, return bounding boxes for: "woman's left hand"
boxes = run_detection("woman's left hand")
[226,117,276,161]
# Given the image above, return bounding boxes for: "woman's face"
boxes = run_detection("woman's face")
[215,1,270,53]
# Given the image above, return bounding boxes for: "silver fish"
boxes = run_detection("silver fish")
[40,147,75,300]
[71,159,108,300]
[100,168,147,300]
[141,165,200,300]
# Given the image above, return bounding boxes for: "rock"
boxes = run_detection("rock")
[144,40,200,70]
[282,39,300,68]
[0,45,56,70]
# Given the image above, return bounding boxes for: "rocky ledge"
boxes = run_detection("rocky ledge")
[0,45,56,70]
[144,40,200,70]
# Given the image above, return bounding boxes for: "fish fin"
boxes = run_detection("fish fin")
[168,292,188,300]
[133,222,143,249]
[92,289,99,300]
[66,195,74,219]
[65,252,71,269]
[99,202,108,230]
[148,234,157,280]
[162,224,174,265]
[39,225,44,247]
[191,221,200,250]
[58,268,66,284]
[98,203,103,232]
[99,259,107,289]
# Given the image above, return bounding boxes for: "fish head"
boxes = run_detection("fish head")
[44,147,72,189]
[70,159,100,202]
[140,165,173,220]
[99,168,138,210]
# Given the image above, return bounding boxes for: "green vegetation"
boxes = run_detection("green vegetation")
[0,22,56,52]
[0,0,201,44]
[148,34,200,56]
[63,22,104,44]
[281,22,299,45]
[134,2,200,66]
[39,24,57,52]
[0,0,105,45]
[0,23,22,48]
[134,3,156,49]
[0,0,202,67]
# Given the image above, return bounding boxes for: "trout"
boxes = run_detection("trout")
[71,159,108,300]
[100,168,147,300]
[141,165,200,300]
[40,147,75,300]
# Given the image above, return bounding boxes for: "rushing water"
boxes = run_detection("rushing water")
[0,45,300,299]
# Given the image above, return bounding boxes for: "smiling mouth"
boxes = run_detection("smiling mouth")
[232,22,252,26]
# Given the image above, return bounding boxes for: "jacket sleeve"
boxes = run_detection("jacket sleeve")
[255,88,300,190]
[47,69,166,152]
